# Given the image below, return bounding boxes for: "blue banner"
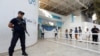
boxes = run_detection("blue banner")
[52,14,61,20]
[42,25,55,31]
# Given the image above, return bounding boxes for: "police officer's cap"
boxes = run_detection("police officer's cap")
[18,11,25,15]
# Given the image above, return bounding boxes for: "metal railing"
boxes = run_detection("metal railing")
[47,32,100,54]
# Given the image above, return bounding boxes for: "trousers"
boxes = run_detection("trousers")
[9,32,26,56]
[41,33,44,39]
[66,34,68,38]
[92,35,98,42]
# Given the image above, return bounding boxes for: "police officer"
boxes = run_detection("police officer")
[8,11,28,56]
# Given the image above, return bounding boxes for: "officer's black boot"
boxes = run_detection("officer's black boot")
[22,52,28,56]
[9,53,13,56]
[9,50,13,56]
[22,49,28,56]
[9,47,14,56]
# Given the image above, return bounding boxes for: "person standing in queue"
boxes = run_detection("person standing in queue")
[75,27,78,40]
[41,28,45,39]
[85,28,91,41]
[54,28,58,39]
[79,26,82,36]
[69,29,73,40]
[65,29,68,39]
[8,11,28,56]
[79,26,82,41]
[91,26,99,44]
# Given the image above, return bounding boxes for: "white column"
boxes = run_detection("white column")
[0,0,38,53]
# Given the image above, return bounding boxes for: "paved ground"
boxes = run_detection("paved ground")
[0,39,100,56]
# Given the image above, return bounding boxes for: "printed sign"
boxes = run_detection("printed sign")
[28,0,36,5]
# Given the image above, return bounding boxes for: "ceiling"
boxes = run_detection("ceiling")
[39,0,94,16]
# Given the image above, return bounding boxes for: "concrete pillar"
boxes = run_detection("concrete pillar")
[0,0,38,53]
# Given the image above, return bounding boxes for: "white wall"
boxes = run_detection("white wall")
[61,12,100,40]
[0,0,38,53]
[39,9,64,19]
[44,29,55,38]
[39,9,63,22]
[61,13,86,38]
[62,14,84,32]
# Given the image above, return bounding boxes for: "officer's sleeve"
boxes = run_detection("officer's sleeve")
[97,28,99,32]
[10,19,15,24]
[24,20,27,30]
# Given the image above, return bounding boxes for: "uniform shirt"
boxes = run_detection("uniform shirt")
[10,17,26,33]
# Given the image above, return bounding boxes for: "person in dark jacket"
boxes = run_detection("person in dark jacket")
[69,29,73,39]
[8,11,28,56]
[91,26,99,44]
[79,26,82,36]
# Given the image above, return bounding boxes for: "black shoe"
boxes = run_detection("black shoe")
[95,43,98,45]
[9,53,12,56]
[91,43,94,44]
[22,53,28,56]
[9,55,12,56]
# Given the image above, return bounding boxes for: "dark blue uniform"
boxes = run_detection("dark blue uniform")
[9,17,26,56]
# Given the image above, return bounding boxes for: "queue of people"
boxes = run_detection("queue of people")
[65,27,82,40]
[65,26,100,44]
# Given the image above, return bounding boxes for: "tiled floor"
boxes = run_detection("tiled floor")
[53,39,100,52]
[0,39,100,56]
